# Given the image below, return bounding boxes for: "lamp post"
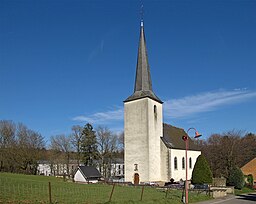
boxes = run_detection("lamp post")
[182,128,202,204]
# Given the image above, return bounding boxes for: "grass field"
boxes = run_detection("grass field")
[0,173,212,204]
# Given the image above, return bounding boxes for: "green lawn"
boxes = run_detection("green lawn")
[0,173,211,204]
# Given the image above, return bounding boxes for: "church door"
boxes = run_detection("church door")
[134,173,139,185]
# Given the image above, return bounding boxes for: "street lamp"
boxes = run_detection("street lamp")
[182,128,202,204]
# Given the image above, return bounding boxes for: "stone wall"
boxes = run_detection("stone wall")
[212,178,226,187]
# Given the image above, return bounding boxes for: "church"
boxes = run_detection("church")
[124,20,201,184]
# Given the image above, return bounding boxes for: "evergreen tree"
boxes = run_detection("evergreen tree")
[227,166,245,189]
[192,154,213,184]
[81,123,98,166]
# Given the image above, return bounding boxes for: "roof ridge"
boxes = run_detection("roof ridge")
[163,123,186,131]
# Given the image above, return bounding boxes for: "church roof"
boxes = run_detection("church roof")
[124,21,163,104]
[162,123,201,151]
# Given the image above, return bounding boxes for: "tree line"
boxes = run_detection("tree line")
[0,120,45,174]
[192,130,256,189]
[0,120,124,178]
[1,119,255,181]
[197,130,256,179]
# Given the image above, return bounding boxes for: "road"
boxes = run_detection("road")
[197,193,256,204]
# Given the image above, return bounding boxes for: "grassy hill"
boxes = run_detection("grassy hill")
[0,173,211,204]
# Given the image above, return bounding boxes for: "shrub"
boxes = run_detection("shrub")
[192,154,213,185]
[227,166,245,189]
[246,174,254,187]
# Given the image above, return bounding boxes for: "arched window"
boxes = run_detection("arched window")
[174,157,178,170]
[189,158,192,169]
[182,157,185,169]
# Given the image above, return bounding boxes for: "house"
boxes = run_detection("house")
[241,157,256,184]
[74,166,102,183]
[110,158,124,177]
[124,20,201,184]
[37,160,52,176]
[109,158,124,182]
[37,160,78,176]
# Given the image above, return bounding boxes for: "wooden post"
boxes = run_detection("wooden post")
[109,183,115,202]
[165,187,169,198]
[48,182,52,204]
[140,185,144,201]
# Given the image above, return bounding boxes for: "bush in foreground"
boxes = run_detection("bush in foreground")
[192,155,213,185]
[227,166,245,189]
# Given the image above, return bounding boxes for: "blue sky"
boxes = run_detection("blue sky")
[1,0,256,144]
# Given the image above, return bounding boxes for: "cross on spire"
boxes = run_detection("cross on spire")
[140,3,144,26]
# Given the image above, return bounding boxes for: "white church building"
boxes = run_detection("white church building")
[124,20,201,184]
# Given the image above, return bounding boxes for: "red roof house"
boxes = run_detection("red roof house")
[241,158,256,183]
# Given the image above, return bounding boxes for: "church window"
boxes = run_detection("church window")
[189,158,192,169]
[134,164,138,171]
[154,105,157,118]
[174,157,178,170]
[182,157,185,169]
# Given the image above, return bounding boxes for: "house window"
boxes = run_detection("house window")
[182,157,185,169]
[189,158,192,169]
[174,157,178,170]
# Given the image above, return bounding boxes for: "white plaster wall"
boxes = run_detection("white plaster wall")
[124,98,162,183]
[169,149,201,182]
[160,140,169,181]
[74,169,86,182]
[147,99,163,182]
[124,98,149,183]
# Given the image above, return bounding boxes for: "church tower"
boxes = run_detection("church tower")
[124,20,163,184]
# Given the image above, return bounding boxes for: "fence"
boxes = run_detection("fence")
[0,176,210,204]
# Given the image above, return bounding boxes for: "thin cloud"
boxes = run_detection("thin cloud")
[72,107,123,124]
[72,89,256,124]
[164,89,256,119]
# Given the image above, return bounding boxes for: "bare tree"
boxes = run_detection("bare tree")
[50,134,73,176]
[117,131,124,157]
[237,132,256,167]
[0,120,16,172]
[96,126,117,179]
[71,125,83,166]
[0,120,16,147]
[200,130,255,178]
[0,121,45,174]
[16,123,45,174]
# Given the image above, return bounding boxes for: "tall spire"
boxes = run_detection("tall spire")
[134,21,152,92]
[124,21,163,103]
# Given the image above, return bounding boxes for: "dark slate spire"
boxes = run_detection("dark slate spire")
[124,21,163,104]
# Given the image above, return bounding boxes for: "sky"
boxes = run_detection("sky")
[1,0,256,144]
